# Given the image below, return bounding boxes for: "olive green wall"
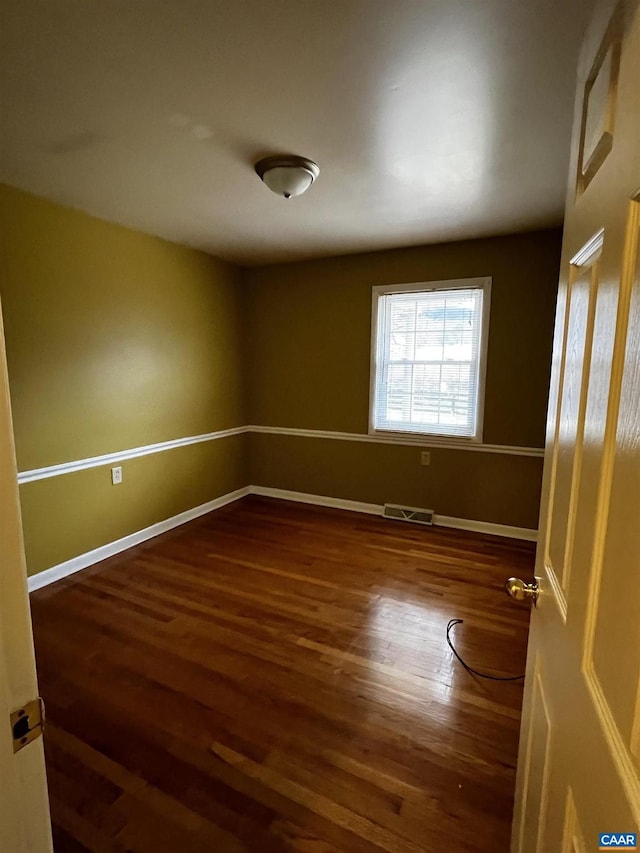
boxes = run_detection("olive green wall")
[19,437,245,574]
[247,434,544,529]
[244,230,562,529]
[1,184,560,577]
[0,184,246,575]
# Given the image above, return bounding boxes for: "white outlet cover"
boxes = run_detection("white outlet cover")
[111,466,123,484]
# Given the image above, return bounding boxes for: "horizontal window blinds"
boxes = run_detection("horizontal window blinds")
[373,287,484,438]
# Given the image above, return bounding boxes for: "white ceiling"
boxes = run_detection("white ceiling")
[0,1,589,266]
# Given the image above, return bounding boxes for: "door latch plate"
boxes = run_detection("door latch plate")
[10,697,45,753]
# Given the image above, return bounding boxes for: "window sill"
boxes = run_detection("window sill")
[369,429,482,447]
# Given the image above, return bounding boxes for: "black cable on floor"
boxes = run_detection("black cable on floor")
[446,619,525,681]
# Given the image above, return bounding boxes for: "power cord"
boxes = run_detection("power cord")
[446,619,525,681]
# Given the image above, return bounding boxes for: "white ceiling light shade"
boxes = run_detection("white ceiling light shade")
[255,155,320,199]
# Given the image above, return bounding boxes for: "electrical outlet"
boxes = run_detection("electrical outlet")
[420,451,431,466]
[111,466,123,485]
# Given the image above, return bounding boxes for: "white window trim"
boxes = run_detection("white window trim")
[368,277,492,446]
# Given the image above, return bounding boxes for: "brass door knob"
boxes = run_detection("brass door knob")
[505,577,539,606]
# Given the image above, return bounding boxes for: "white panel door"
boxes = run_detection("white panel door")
[512,1,640,850]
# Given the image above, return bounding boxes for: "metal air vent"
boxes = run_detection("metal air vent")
[382,504,434,526]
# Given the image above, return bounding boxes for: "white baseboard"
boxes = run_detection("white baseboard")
[28,483,537,592]
[249,485,382,516]
[249,485,538,541]
[27,486,250,593]
[432,514,538,542]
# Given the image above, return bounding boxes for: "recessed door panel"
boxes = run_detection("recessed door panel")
[591,202,640,753]
[544,248,600,600]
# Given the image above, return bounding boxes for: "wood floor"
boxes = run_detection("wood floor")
[30,496,534,853]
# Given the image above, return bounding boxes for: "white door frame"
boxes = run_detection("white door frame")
[0,296,52,852]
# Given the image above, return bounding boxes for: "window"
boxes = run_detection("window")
[370,278,491,442]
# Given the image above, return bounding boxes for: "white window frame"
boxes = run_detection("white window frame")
[368,277,492,445]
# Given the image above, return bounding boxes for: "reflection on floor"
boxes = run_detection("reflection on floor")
[30,495,534,852]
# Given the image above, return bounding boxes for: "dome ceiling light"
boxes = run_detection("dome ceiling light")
[255,154,320,199]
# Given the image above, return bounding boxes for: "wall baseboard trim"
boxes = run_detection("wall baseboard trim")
[250,485,382,516]
[250,486,538,542]
[432,514,538,542]
[27,483,537,592]
[26,486,250,593]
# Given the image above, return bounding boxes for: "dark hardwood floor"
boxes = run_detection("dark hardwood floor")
[30,495,534,853]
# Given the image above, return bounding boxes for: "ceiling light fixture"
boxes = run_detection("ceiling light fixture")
[255,154,320,199]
